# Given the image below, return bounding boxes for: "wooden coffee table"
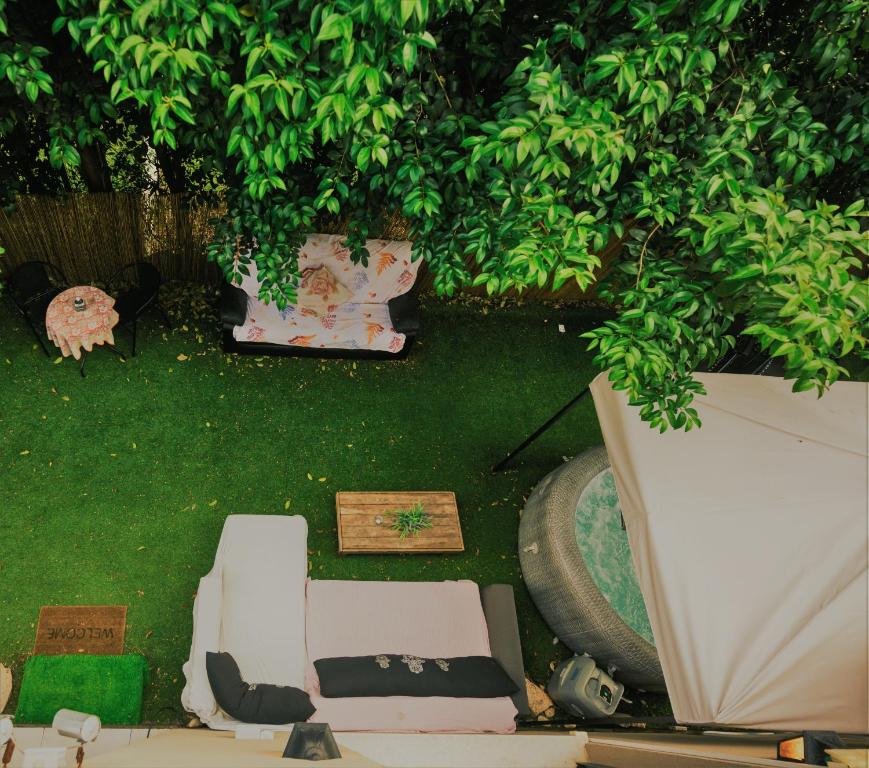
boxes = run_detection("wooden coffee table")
[336,491,464,554]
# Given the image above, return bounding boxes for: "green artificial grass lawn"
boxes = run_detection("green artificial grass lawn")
[0,287,666,723]
[15,654,147,725]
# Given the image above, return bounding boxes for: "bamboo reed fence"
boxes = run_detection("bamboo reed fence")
[0,193,614,300]
[0,193,218,285]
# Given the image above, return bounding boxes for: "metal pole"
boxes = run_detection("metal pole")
[491,386,592,472]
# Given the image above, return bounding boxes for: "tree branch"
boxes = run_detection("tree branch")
[635,222,661,288]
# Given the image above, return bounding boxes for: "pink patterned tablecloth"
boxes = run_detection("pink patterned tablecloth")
[46,286,119,360]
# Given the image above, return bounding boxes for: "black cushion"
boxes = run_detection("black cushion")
[314,655,519,698]
[206,651,315,724]
[387,293,420,335]
[220,283,249,328]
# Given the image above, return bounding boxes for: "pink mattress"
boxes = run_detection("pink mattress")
[305,579,517,733]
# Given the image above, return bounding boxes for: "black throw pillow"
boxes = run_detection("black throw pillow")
[314,655,519,698]
[206,651,315,724]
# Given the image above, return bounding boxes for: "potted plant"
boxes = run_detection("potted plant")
[391,502,433,539]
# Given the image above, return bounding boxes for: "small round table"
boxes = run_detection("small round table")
[46,286,125,376]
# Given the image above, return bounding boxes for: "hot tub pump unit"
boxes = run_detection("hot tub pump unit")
[547,655,624,718]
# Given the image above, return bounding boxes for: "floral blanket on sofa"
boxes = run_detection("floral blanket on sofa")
[232,235,419,352]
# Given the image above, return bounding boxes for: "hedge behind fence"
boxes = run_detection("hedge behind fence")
[0,193,611,300]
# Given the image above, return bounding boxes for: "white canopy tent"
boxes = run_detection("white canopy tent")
[590,372,868,734]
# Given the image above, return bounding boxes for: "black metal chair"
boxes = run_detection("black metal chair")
[7,261,69,355]
[110,262,172,356]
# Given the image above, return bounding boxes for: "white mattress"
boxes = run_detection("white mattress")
[218,515,309,689]
[305,579,517,733]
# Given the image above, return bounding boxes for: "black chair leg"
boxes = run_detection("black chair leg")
[131,319,138,357]
[106,343,127,363]
[79,351,88,378]
[156,302,172,331]
[25,317,51,357]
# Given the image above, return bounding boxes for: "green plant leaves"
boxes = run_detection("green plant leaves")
[316,12,352,42]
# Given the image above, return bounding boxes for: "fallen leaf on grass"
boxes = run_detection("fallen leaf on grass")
[61,395,70,401]
[208,499,218,507]
[137,546,146,551]
[19,450,30,455]
[318,477,327,482]
[53,357,62,365]
[307,473,313,480]
[177,353,189,361]
[284,500,291,510]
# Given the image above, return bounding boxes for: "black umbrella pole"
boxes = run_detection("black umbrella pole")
[491,386,592,472]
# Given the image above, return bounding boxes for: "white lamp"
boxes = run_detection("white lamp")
[21,710,101,768]
[1,717,14,768]
[52,710,101,744]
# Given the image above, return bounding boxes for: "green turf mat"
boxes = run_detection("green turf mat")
[15,655,148,725]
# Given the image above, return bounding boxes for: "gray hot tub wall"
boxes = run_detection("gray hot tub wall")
[518,445,665,691]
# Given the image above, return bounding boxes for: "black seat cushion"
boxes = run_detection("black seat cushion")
[314,655,519,698]
[206,651,315,724]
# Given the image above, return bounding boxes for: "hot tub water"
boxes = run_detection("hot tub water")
[574,468,655,646]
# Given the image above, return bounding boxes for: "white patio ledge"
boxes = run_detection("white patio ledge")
[4,726,589,768]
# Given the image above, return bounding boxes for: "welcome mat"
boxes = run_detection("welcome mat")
[33,606,127,656]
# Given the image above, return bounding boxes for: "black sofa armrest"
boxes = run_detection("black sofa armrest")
[481,584,531,718]
[387,292,419,335]
[220,282,249,329]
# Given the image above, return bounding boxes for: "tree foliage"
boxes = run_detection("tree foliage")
[1,0,866,429]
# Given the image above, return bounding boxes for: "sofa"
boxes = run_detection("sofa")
[181,515,530,733]
[220,235,421,359]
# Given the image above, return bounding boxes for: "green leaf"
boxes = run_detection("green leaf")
[275,87,290,119]
[119,34,145,55]
[172,102,196,124]
[722,0,743,26]
[402,41,417,73]
[291,89,306,117]
[346,63,366,92]
[316,12,348,42]
[226,132,242,156]
[724,264,763,281]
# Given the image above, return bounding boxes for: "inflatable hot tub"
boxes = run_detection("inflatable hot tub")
[518,446,665,690]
